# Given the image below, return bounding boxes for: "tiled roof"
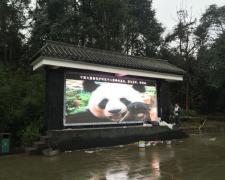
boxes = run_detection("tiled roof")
[31,41,185,75]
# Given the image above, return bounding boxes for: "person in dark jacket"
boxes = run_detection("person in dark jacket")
[174,103,181,127]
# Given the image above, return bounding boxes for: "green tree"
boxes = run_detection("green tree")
[195,4,225,47]
[0,0,45,146]
[163,9,199,111]
[30,0,163,56]
[123,0,163,56]
[195,4,225,113]
[78,0,127,50]
[0,0,30,65]
[0,65,44,143]
[29,0,80,53]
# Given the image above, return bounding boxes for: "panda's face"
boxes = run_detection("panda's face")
[88,83,143,121]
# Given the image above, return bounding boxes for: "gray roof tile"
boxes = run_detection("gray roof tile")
[32,41,185,75]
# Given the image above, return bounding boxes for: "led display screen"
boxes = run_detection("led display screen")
[64,72,158,126]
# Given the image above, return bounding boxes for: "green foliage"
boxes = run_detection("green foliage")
[161,5,225,114]
[181,109,198,117]
[20,119,43,147]
[123,0,163,56]
[66,89,90,115]
[195,4,225,88]
[30,0,163,57]
[195,4,225,46]
[0,0,30,65]
[199,33,225,88]
[0,64,45,146]
[195,5,225,113]
[145,86,157,95]
[162,10,200,111]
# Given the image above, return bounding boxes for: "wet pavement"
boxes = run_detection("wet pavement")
[0,132,225,180]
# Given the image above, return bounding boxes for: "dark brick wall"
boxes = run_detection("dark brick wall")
[48,126,188,151]
[160,80,171,122]
[46,68,64,130]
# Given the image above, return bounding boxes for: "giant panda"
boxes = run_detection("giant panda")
[87,82,150,122]
[66,80,151,123]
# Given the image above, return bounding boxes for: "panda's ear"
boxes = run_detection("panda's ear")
[132,84,146,92]
[83,80,99,92]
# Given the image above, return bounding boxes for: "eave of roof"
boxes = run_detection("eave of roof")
[31,40,185,77]
[32,57,183,81]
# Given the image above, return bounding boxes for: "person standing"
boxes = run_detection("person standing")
[174,103,181,127]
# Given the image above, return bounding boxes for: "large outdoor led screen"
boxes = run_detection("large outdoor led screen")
[64,72,158,126]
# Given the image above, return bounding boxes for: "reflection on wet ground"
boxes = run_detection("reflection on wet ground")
[0,133,225,180]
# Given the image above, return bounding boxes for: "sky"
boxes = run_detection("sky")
[152,0,225,33]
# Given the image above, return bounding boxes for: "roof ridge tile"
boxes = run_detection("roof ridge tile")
[31,40,185,75]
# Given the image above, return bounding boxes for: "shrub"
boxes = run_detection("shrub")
[181,109,198,117]
[20,119,43,147]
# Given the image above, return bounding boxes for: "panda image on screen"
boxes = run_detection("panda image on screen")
[66,80,151,124]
